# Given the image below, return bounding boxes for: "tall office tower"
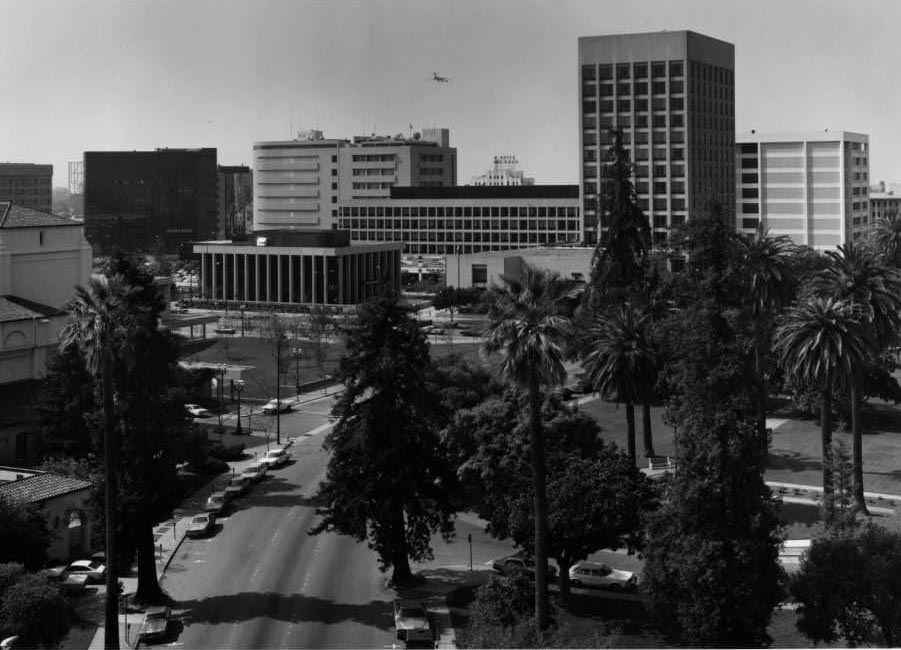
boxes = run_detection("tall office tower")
[579,31,735,246]
[253,128,457,232]
[68,161,84,195]
[0,164,53,212]
[83,148,218,255]
[736,131,870,250]
[217,165,253,239]
[470,155,535,186]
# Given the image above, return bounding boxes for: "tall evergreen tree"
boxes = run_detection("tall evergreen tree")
[312,291,456,585]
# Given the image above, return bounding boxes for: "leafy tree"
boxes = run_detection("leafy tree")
[0,563,25,602]
[811,243,901,512]
[792,525,901,646]
[484,265,574,631]
[462,574,538,648]
[312,291,456,585]
[266,314,290,445]
[36,343,96,458]
[584,302,656,462]
[0,497,51,571]
[641,418,785,646]
[774,297,872,522]
[0,574,70,648]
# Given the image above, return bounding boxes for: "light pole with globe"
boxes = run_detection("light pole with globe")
[234,379,244,435]
[292,346,302,396]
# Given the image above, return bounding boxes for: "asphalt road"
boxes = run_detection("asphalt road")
[159,392,645,648]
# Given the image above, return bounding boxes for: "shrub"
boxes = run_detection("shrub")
[208,443,245,461]
[190,457,229,475]
[0,573,70,648]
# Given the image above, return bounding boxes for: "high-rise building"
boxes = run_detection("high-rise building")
[252,128,456,232]
[0,164,53,212]
[736,131,870,250]
[217,165,253,239]
[870,191,901,225]
[470,155,535,186]
[83,148,219,255]
[579,30,735,246]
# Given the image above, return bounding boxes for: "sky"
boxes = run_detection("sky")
[4,0,901,189]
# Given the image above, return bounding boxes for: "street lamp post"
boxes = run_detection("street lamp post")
[240,304,246,337]
[216,364,227,428]
[292,346,302,396]
[234,379,244,435]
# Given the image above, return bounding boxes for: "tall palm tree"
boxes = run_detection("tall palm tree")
[737,231,798,461]
[60,275,128,650]
[774,297,871,524]
[870,212,901,268]
[813,243,901,512]
[484,265,574,632]
[584,303,656,463]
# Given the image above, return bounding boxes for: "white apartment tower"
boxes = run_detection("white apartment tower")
[470,156,535,186]
[736,131,870,250]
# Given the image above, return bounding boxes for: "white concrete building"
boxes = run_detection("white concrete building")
[445,246,594,289]
[470,155,535,186]
[736,131,870,250]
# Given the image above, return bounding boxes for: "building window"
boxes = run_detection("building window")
[635,62,648,78]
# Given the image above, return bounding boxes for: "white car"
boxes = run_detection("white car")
[260,447,290,469]
[65,559,106,584]
[569,561,637,590]
[185,403,212,418]
[393,599,433,645]
[261,398,292,415]
[240,461,267,482]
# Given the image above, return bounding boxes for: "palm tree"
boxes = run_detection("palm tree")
[584,303,656,463]
[774,297,871,524]
[812,243,901,512]
[484,264,574,632]
[870,212,901,268]
[60,275,128,650]
[737,231,797,461]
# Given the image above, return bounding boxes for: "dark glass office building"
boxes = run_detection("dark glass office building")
[83,148,218,255]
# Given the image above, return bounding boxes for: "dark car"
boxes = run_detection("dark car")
[487,554,558,580]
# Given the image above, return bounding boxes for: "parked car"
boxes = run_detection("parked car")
[486,553,557,580]
[204,491,229,514]
[393,599,434,646]
[138,605,171,643]
[186,513,216,538]
[64,559,106,584]
[184,403,212,418]
[41,567,89,596]
[240,461,268,483]
[260,447,290,469]
[569,561,637,591]
[223,475,251,499]
[261,398,292,415]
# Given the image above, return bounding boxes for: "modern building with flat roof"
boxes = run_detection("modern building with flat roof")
[869,191,901,226]
[253,128,456,233]
[0,164,53,212]
[445,246,594,290]
[736,131,870,250]
[218,165,253,239]
[470,155,535,186]
[338,185,580,258]
[193,230,402,307]
[83,148,219,255]
[579,30,735,246]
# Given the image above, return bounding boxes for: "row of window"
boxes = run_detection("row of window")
[352,230,574,244]
[584,163,686,180]
[419,154,445,162]
[583,113,686,131]
[583,60,684,82]
[584,79,685,97]
[0,178,51,186]
[420,167,447,176]
[351,154,395,162]
[352,182,393,191]
[339,205,578,218]
[585,97,686,113]
[342,218,579,231]
[352,168,394,176]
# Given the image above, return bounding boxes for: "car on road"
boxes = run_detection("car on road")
[240,461,267,482]
[487,553,557,581]
[64,559,106,584]
[393,599,434,646]
[569,561,637,591]
[223,475,251,499]
[261,398,292,414]
[204,491,229,514]
[41,567,89,595]
[260,447,290,469]
[186,513,216,538]
[184,403,212,418]
[138,605,171,643]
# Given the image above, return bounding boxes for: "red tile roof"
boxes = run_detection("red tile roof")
[0,202,80,228]
[0,473,92,504]
[0,295,66,323]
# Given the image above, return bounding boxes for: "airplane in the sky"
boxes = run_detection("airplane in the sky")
[432,72,450,83]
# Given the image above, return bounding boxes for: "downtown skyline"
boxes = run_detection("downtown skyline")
[4,0,901,188]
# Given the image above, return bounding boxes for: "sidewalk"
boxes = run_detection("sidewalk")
[86,384,342,649]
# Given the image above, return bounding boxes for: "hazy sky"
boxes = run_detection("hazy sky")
[4,0,901,188]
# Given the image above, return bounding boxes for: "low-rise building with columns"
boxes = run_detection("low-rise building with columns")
[193,230,401,307]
